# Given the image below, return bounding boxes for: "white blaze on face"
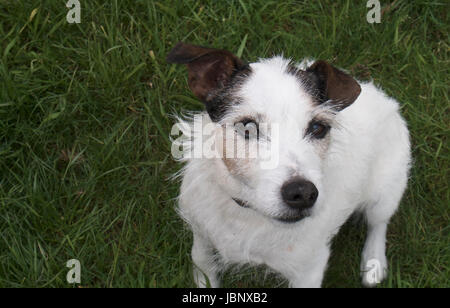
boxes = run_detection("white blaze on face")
[214,57,328,218]
[236,56,318,165]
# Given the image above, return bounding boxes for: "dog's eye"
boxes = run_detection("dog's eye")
[234,119,259,140]
[307,121,330,139]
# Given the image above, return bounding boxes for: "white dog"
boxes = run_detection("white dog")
[167,42,411,288]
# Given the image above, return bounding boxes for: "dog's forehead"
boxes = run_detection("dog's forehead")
[237,57,315,121]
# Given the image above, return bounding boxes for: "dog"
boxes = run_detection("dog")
[167,42,411,288]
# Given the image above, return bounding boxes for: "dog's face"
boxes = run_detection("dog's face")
[168,42,361,223]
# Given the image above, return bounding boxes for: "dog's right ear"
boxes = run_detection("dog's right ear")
[306,60,361,110]
[167,42,246,103]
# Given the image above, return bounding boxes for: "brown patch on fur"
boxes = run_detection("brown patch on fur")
[220,125,255,177]
[223,157,241,176]
[313,135,331,160]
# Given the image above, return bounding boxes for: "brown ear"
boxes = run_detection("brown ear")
[167,42,246,102]
[306,60,361,110]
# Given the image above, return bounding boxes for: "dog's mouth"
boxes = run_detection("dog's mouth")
[275,212,309,223]
[232,198,250,208]
[232,198,310,223]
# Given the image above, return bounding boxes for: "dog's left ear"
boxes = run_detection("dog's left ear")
[307,60,361,110]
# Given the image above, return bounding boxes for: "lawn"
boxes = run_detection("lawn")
[0,0,448,288]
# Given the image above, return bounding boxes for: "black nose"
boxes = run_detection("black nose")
[281,178,318,210]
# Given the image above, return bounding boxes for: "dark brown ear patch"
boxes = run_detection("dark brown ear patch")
[167,42,248,121]
[307,60,361,110]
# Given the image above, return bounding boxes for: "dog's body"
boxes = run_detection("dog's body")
[168,43,411,288]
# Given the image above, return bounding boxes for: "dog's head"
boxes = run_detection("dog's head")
[168,42,361,223]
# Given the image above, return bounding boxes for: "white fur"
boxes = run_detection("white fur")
[176,57,411,288]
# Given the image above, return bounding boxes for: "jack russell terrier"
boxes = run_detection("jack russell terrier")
[167,42,411,288]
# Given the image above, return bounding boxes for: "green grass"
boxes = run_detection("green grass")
[0,0,448,288]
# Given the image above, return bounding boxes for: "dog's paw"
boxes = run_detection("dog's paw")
[193,267,220,288]
[360,256,387,288]
[193,268,209,288]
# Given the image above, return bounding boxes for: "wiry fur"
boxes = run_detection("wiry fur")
[175,56,411,288]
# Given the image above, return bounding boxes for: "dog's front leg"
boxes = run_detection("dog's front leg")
[191,233,221,288]
[360,221,388,287]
